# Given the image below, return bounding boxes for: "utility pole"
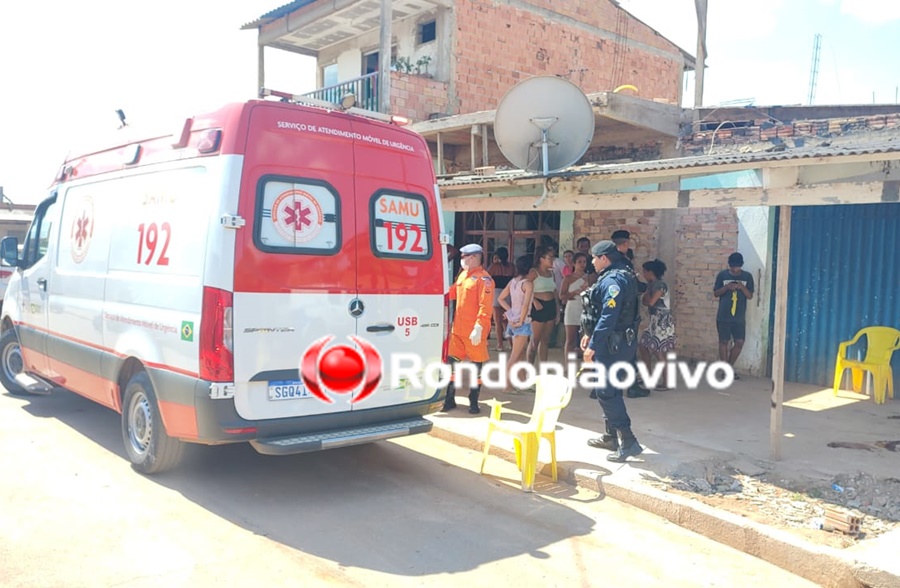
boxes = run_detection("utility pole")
[379,0,392,114]
[807,33,821,105]
[694,0,708,109]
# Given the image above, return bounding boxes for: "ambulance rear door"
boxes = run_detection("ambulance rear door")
[349,120,446,410]
[231,103,359,420]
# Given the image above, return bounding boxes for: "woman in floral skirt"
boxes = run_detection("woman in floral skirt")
[638,259,677,390]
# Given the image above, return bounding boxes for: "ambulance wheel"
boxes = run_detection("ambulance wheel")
[0,329,30,396]
[121,372,184,474]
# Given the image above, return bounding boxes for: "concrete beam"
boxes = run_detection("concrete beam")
[440,181,889,211]
[798,160,900,184]
[593,92,683,137]
[258,0,365,47]
[438,152,900,197]
[762,166,799,189]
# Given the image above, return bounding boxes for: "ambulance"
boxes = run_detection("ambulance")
[0,90,449,474]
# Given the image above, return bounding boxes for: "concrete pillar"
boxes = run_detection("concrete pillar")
[379,0,392,114]
[735,206,774,377]
[559,211,575,252]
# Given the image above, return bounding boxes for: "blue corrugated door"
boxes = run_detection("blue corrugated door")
[785,203,900,389]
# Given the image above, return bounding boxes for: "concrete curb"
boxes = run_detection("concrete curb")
[427,425,900,588]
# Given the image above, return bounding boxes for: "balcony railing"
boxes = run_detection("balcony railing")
[303,72,379,112]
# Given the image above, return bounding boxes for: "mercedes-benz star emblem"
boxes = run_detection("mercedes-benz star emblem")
[348,299,365,318]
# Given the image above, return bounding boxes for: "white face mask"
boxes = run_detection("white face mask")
[461,256,475,271]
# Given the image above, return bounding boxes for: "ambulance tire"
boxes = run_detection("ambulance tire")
[0,329,30,396]
[121,372,185,474]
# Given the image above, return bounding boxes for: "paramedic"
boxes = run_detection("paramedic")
[443,243,495,414]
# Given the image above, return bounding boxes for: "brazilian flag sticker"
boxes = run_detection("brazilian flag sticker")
[181,321,194,342]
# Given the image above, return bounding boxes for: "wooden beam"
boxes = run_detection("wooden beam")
[770,204,791,461]
[482,124,489,167]
[436,132,444,175]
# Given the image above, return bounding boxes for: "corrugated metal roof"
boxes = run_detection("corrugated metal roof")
[241,0,317,29]
[438,140,900,187]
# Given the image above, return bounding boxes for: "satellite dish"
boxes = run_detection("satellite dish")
[494,76,595,175]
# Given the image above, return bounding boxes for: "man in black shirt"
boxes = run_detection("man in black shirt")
[713,252,754,375]
[577,237,595,275]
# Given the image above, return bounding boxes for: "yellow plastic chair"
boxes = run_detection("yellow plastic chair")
[832,326,900,405]
[479,374,573,492]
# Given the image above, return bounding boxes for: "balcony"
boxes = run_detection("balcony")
[303,73,380,112]
[303,71,450,123]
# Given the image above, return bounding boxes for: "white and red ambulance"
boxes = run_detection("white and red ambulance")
[0,90,449,474]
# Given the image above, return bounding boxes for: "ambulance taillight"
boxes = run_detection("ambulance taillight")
[441,292,450,363]
[199,286,234,382]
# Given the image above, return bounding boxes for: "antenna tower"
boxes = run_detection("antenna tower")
[807,33,822,105]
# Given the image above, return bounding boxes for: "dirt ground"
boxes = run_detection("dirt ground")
[643,457,900,550]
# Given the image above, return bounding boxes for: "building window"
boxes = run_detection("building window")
[457,211,560,269]
[323,63,338,87]
[419,20,436,45]
[363,51,379,75]
[254,176,341,256]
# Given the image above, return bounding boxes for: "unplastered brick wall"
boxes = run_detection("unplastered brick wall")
[673,208,740,363]
[451,0,683,115]
[572,207,739,363]
[681,113,900,155]
[390,72,450,122]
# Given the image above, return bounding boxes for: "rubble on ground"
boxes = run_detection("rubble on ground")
[644,459,900,543]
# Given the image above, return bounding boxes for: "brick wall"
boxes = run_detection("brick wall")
[572,207,739,363]
[682,113,900,156]
[451,0,683,115]
[389,72,450,122]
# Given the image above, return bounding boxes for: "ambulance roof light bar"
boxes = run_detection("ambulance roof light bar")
[259,88,403,125]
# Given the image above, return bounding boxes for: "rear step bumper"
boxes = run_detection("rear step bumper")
[249,417,433,455]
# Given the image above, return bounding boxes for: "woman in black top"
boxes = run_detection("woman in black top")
[488,247,515,351]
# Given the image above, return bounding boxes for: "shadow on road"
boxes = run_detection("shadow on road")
[13,388,597,576]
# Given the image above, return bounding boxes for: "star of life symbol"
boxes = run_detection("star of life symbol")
[70,196,94,264]
[271,189,324,244]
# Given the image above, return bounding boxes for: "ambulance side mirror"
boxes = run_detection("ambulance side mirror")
[0,237,19,268]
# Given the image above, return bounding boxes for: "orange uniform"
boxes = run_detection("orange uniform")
[448,266,494,363]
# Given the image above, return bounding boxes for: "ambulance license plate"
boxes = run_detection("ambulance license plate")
[268,380,312,400]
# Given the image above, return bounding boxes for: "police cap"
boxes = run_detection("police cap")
[591,240,619,258]
[611,229,631,241]
[459,243,483,255]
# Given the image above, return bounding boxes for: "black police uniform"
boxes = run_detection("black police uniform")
[584,256,644,462]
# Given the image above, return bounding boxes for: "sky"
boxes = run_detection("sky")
[1,0,898,205]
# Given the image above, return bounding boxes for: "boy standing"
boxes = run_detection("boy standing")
[713,252,754,375]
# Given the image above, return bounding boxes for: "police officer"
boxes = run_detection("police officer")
[443,243,494,414]
[580,240,644,462]
[611,231,650,398]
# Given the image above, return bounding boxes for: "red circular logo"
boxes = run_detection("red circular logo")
[300,335,383,404]
[319,345,365,393]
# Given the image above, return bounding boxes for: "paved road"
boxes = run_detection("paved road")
[0,388,818,587]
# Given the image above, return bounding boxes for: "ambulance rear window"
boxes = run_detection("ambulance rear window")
[370,191,432,260]
[255,176,341,255]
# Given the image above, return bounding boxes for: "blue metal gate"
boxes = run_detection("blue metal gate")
[784,203,900,388]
